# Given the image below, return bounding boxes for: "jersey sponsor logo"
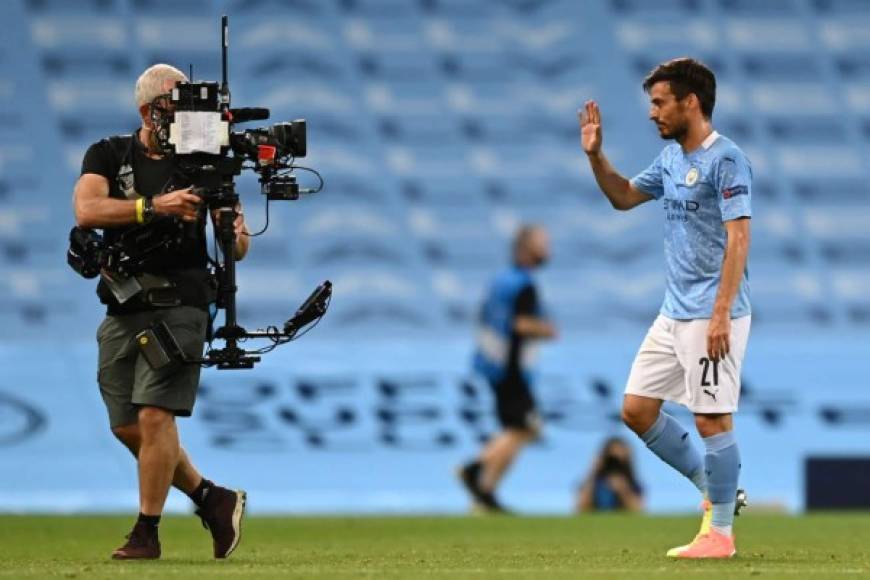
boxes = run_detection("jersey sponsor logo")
[664,198,700,212]
[663,198,700,222]
[722,185,748,199]
[685,166,700,186]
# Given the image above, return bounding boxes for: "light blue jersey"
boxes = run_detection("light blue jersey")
[631,131,752,320]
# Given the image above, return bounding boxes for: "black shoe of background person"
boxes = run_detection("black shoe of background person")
[476,491,512,515]
[111,521,161,560]
[457,461,486,504]
[196,486,247,558]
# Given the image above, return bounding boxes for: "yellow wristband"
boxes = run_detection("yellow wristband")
[135,197,144,224]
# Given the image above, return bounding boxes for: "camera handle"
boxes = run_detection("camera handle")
[208,201,261,369]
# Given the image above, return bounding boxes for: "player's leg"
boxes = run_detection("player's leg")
[665,412,739,559]
[696,413,739,536]
[667,316,751,559]
[622,395,706,493]
[624,316,706,494]
[687,316,750,540]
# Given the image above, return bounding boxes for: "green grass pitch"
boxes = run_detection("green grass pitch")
[1,514,868,578]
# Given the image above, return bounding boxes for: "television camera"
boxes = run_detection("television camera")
[68,15,330,370]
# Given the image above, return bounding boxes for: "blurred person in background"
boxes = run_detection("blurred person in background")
[72,64,248,560]
[457,225,557,513]
[579,57,750,558]
[576,437,644,513]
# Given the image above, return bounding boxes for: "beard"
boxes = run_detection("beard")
[657,120,688,142]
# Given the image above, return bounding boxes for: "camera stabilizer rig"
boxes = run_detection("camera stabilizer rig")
[69,16,330,370]
[162,15,330,369]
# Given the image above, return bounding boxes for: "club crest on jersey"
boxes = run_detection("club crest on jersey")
[685,166,700,187]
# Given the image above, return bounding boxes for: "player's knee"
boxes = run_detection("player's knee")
[621,404,653,435]
[694,413,732,438]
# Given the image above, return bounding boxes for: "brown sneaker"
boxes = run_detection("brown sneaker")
[111,521,161,560]
[196,487,246,558]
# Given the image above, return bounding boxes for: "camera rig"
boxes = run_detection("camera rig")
[69,15,330,370]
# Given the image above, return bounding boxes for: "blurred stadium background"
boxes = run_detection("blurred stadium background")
[1,0,869,517]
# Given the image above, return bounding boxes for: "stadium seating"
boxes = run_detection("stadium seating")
[3,0,868,339]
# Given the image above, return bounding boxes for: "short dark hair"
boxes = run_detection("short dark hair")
[642,58,716,119]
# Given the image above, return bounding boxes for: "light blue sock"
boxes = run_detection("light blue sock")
[703,431,741,535]
[640,412,706,493]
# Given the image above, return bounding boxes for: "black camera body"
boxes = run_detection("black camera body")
[152,80,307,204]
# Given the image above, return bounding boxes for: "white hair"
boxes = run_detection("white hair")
[134,63,187,107]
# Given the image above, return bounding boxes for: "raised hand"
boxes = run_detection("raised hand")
[578,100,603,155]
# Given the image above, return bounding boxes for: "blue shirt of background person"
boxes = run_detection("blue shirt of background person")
[458,225,558,514]
[473,265,544,385]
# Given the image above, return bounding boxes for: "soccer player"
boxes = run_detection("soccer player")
[458,225,557,512]
[578,58,751,558]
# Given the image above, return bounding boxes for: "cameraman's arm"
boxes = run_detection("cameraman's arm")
[73,174,137,228]
[233,209,250,260]
[210,204,250,261]
[73,174,202,228]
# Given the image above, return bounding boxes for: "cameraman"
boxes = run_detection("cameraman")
[72,64,248,560]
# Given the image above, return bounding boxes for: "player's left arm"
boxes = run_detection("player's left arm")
[708,152,752,362]
[708,218,750,361]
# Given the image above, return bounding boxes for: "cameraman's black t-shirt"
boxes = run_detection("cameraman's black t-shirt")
[80,131,210,314]
[82,136,176,200]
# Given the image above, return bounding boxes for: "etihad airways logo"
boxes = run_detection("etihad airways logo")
[663,197,700,222]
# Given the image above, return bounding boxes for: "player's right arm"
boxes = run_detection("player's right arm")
[578,100,654,211]
[73,174,202,228]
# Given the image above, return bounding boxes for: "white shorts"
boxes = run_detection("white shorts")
[624,314,751,414]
